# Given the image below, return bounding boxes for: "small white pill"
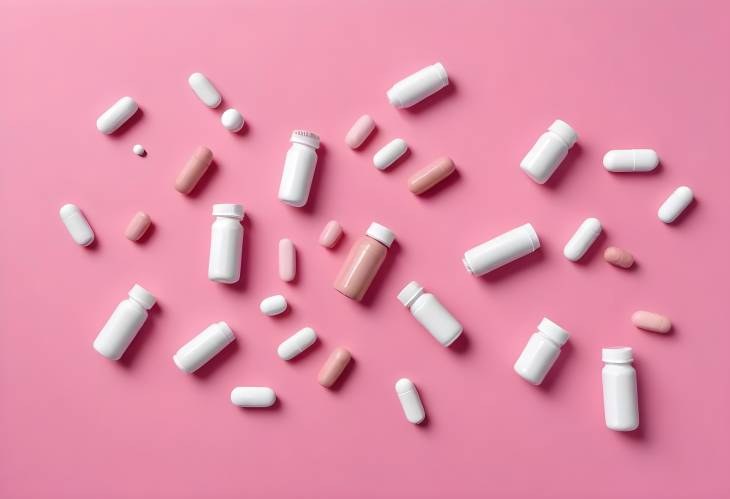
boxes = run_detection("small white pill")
[59,204,95,246]
[96,96,139,135]
[563,217,602,261]
[221,108,244,132]
[395,378,425,424]
[188,72,222,108]
[132,144,146,156]
[277,327,317,360]
[230,387,277,407]
[658,186,694,223]
[373,138,408,170]
[260,295,288,316]
[603,149,659,172]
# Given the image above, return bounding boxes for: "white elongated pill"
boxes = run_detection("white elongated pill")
[373,138,408,170]
[173,321,236,373]
[603,149,659,172]
[59,204,94,246]
[96,96,139,134]
[221,108,244,132]
[188,72,222,108]
[277,327,317,360]
[230,387,277,407]
[395,378,425,424]
[260,295,288,316]
[658,186,694,223]
[564,218,602,261]
[387,63,449,108]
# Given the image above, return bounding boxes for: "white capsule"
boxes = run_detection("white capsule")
[603,149,659,172]
[373,138,408,170]
[221,108,244,132]
[387,63,449,108]
[132,144,146,156]
[277,327,317,360]
[96,96,139,134]
[259,295,288,316]
[59,204,95,246]
[173,322,236,373]
[395,378,425,424]
[658,186,694,223]
[230,387,277,408]
[563,218,602,261]
[188,72,222,108]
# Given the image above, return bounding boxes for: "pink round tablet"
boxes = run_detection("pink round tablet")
[604,246,634,268]
[319,220,343,248]
[632,310,672,333]
[345,115,375,149]
[125,211,151,241]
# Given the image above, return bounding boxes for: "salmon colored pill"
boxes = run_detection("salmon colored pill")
[408,156,456,195]
[632,311,672,333]
[318,347,352,388]
[175,146,213,194]
[125,212,152,241]
[319,220,343,248]
[603,246,634,269]
[279,238,296,282]
[345,115,375,149]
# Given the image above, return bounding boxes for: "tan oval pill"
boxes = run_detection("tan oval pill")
[319,220,343,248]
[408,156,456,195]
[175,146,213,194]
[318,347,352,388]
[603,246,634,269]
[632,311,672,333]
[345,115,375,149]
[125,212,152,241]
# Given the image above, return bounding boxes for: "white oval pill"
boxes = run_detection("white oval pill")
[563,217,602,261]
[96,96,139,135]
[603,149,659,172]
[395,378,425,424]
[373,138,408,170]
[277,327,317,360]
[658,186,694,223]
[132,144,146,156]
[59,204,95,246]
[230,387,277,407]
[188,72,222,108]
[221,108,244,132]
[260,295,288,316]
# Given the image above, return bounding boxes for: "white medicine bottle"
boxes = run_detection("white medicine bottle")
[520,119,578,184]
[93,284,156,360]
[602,347,639,431]
[397,281,463,347]
[208,204,244,284]
[514,318,570,385]
[278,130,320,207]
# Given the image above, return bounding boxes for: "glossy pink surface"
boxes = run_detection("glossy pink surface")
[1,1,729,498]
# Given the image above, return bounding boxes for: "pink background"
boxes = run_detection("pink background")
[1,1,729,497]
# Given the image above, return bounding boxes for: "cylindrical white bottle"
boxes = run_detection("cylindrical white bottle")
[520,120,578,184]
[602,347,639,431]
[463,223,540,276]
[514,318,570,385]
[173,321,236,373]
[397,281,463,347]
[93,284,156,360]
[387,63,449,108]
[278,130,320,207]
[208,204,244,284]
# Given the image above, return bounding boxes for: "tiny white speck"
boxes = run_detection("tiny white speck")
[132,144,146,156]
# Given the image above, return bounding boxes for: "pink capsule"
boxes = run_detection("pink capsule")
[408,156,456,195]
[632,311,672,333]
[603,246,634,269]
[319,220,343,248]
[318,347,352,388]
[345,115,375,149]
[175,146,213,194]
[125,212,151,241]
[279,238,296,282]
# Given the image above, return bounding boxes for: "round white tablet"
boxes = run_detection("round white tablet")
[221,108,244,132]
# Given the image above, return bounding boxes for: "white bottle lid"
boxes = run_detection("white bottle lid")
[214,321,235,342]
[397,281,424,307]
[548,119,578,148]
[537,317,569,346]
[212,203,244,219]
[366,222,395,247]
[128,284,156,310]
[290,130,320,149]
[602,346,633,363]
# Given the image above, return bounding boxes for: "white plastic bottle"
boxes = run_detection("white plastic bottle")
[602,347,639,431]
[93,284,156,360]
[520,119,578,184]
[208,204,244,284]
[173,321,236,373]
[514,318,570,385]
[387,63,449,108]
[278,130,320,207]
[397,281,463,347]
[463,223,540,276]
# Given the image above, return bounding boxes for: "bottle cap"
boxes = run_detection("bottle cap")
[537,317,570,346]
[128,284,156,310]
[521,223,541,251]
[548,119,578,148]
[212,204,244,219]
[397,281,424,307]
[366,222,395,247]
[602,346,633,363]
[290,130,320,149]
[215,321,235,342]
